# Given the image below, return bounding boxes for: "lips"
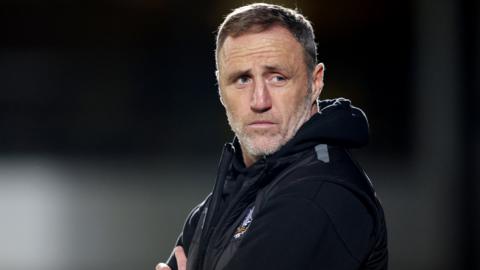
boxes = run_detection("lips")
[248,120,277,128]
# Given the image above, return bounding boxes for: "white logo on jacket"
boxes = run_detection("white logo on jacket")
[233,207,255,239]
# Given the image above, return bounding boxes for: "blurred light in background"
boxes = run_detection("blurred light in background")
[0,158,68,270]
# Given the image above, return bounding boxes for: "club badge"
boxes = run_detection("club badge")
[233,207,255,239]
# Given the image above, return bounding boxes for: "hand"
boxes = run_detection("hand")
[156,246,187,270]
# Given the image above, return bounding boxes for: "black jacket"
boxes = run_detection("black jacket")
[166,98,388,270]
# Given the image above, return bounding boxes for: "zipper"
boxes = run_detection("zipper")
[194,144,234,270]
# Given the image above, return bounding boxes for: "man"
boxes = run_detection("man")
[157,3,388,270]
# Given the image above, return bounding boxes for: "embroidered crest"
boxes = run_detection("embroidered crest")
[233,207,255,239]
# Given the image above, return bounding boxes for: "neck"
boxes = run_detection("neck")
[241,148,260,168]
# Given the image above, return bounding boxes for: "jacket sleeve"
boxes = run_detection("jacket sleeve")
[166,195,210,270]
[223,182,373,270]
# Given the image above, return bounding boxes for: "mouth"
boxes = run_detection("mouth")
[247,120,277,128]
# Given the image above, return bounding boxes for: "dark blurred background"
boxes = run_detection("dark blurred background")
[0,0,478,269]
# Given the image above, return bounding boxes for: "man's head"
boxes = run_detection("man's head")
[215,3,325,166]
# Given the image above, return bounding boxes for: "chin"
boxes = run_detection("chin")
[242,135,284,157]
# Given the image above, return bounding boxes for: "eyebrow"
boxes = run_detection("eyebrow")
[264,65,287,73]
[224,65,291,83]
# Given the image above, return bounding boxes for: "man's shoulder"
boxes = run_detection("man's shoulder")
[270,145,375,200]
[271,145,380,220]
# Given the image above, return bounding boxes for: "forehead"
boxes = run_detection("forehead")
[219,26,304,71]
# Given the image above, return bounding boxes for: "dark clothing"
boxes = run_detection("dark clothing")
[166,98,388,270]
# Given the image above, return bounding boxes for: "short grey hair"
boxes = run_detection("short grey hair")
[215,3,318,74]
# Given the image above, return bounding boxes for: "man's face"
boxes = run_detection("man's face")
[217,26,323,163]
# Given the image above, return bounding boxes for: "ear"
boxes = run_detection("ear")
[311,63,325,103]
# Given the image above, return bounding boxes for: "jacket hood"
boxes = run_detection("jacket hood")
[231,97,369,170]
[271,97,369,158]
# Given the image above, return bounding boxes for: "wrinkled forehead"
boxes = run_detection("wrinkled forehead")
[218,26,303,70]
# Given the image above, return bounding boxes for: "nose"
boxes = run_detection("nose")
[250,80,272,113]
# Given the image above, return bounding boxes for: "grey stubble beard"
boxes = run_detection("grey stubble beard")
[225,85,313,161]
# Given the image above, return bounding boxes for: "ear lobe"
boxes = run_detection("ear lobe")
[312,63,325,101]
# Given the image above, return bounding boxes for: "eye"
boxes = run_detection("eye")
[268,74,288,86]
[272,75,286,82]
[235,76,252,87]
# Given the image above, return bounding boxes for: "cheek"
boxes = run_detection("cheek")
[277,89,305,116]
[223,99,243,124]
[222,91,250,117]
